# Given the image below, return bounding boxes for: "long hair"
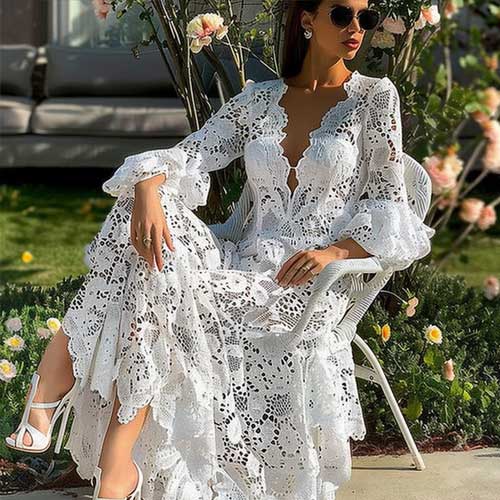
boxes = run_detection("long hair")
[280,0,324,79]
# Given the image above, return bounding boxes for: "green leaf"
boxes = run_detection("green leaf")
[423,347,435,367]
[404,397,423,421]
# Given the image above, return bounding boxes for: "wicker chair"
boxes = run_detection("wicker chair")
[208,152,432,471]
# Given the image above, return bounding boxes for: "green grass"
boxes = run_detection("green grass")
[0,183,114,287]
[0,182,499,289]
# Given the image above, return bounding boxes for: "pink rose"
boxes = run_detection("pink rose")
[92,0,111,20]
[483,140,500,172]
[483,275,499,300]
[459,198,485,224]
[444,1,459,19]
[483,88,500,116]
[477,204,497,231]
[442,359,455,381]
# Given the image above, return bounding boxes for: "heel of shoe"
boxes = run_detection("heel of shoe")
[54,381,78,454]
[129,460,143,500]
[92,461,142,500]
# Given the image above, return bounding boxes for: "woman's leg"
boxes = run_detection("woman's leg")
[9,326,75,446]
[96,395,150,498]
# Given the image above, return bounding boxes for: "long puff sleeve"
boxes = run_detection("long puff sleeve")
[337,77,436,272]
[101,81,255,210]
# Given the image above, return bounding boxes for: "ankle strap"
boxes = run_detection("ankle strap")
[30,400,61,408]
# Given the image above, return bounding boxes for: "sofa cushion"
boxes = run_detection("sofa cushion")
[0,96,34,134]
[31,96,198,137]
[0,44,37,97]
[44,44,181,97]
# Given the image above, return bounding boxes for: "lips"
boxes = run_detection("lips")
[342,39,360,49]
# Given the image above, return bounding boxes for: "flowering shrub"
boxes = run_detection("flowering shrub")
[356,262,500,442]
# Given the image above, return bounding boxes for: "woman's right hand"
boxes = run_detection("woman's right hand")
[131,174,175,271]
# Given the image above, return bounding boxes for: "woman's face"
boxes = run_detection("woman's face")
[303,0,372,60]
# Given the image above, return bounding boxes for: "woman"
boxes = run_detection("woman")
[5,1,436,499]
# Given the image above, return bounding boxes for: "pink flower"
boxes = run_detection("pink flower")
[483,88,500,116]
[458,198,485,224]
[444,1,460,19]
[423,153,462,195]
[422,5,441,25]
[92,0,111,20]
[436,186,459,210]
[483,140,500,172]
[415,5,441,29]
[484,54,498,72]
[187,13,228,53]
[477,204,497,231]
[405,297,419,317]
[483,275,499,300]
[382,16,406,35]
[482,119,500,143]
[442,359,455,381]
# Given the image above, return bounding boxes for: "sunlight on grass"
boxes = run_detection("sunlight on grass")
[0,184,114,287]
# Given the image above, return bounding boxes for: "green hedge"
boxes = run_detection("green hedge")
[355,263,500,443]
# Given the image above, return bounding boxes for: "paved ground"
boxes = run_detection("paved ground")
[6,447,500,500]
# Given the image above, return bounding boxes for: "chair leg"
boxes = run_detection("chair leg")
[352,334,426,471]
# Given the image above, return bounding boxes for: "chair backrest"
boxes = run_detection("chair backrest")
[402,152,433,222]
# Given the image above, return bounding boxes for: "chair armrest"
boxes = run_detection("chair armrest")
[280,256,391,351]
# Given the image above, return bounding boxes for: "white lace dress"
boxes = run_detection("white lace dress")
[61,70,435,500]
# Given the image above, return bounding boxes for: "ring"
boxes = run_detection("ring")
[142,236,153,247]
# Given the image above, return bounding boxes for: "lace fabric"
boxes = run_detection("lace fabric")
[61,72,435,499]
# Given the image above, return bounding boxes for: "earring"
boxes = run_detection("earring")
[304,28,312,39]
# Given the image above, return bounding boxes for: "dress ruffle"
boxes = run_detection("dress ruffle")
[337,198,436,272]
[101,147,212,210]
[62,185,366,500]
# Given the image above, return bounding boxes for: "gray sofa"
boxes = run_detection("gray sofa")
[0,44,274,168]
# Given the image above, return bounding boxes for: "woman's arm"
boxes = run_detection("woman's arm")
[332,77,435,271]
[102,81,256,210]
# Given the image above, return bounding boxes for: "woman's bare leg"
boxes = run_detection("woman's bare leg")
[9,326,75,446]
[96,394,150,498]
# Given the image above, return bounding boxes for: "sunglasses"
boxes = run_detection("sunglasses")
[329,5,380,31]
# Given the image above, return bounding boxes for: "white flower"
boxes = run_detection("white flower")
[4,334,25,352]
[0,359,17,382]
[46,317,62,334]
[37,327,53,339]
[5,317,22,333]
[424,324,443,344]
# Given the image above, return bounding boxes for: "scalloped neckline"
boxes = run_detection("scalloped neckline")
[275,70,360,210]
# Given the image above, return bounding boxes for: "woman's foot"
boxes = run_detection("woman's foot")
[96,459,140,498]
[9,374,75,447]
[9,327,76,447]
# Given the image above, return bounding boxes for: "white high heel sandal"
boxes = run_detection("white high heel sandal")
[4,371,78,454]
[92,459,143,500]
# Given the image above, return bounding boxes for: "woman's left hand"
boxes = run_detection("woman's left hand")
[273,245,349,288]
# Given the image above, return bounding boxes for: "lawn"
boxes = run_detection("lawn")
[0,171,499,288]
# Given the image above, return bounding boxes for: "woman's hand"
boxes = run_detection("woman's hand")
[131,176,175,271]
[273,245,349,288]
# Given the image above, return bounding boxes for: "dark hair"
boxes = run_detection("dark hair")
[281,0,323,79]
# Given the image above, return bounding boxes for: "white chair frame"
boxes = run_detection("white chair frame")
[208,152,432,471]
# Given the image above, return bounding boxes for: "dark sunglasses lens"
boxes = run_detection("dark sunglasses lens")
[359,10,380,30]
[330,6,353,27]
